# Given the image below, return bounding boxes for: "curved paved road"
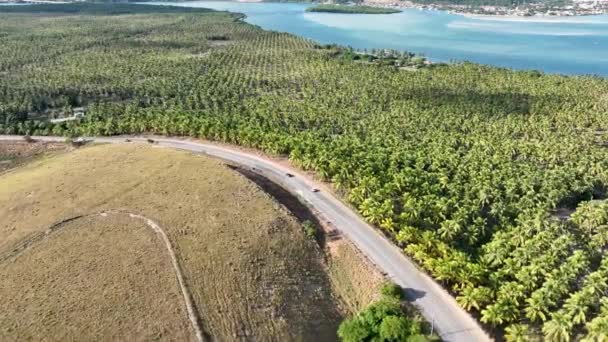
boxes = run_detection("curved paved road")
[0,135,490,342]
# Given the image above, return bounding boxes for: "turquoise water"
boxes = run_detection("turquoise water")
[151,1,608,76]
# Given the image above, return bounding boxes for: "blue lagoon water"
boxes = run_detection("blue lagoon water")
[133,2,608,75]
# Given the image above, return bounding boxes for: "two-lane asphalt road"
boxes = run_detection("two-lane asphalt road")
[0,135,490,342]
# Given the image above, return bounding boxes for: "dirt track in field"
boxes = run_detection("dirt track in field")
[1,210,206,342]
[0,214,194,341]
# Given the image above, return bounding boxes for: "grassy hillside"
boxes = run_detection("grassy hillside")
[0,142,385,340]
[1,4,608,340]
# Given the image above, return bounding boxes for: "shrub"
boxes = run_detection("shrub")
[380,281,403,300]
[302,220,316,238]
[338,299,428,342]
[338,285,432,342]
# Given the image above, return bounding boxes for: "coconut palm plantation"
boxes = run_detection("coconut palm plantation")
[1,3,608,340]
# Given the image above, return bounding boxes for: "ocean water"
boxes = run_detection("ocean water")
[149,1,608,76]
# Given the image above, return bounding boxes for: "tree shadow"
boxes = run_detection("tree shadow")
[403,287,426,302]
[553,182,607,218]
[226,164,328,247]
[225,164,345,340]
[402,87,563,117]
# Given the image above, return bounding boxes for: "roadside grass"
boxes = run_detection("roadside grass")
[0,142,383,340]
[327,239,384,313]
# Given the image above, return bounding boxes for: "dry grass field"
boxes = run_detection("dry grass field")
[0,214,193,341]
[0,141,383,341]
[327,240,384,313]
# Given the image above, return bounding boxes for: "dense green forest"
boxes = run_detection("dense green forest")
[1,4,608,340]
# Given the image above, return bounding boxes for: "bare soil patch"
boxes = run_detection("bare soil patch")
[0,140,67,173]
[208,40,233,47]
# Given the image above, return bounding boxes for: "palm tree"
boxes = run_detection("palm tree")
[525,293,549,322]
[359,197,382,224]
[504,324,532,342]
[457,285,492,312]
[480,303,504,326]
[481,296,520,326]
[583,315,608,342]
[457,286,480,311]
[543,313,573,342]
[438,219,461,241]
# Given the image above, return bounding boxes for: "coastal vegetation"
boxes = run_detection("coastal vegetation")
[306,4,401,14]
[1,3,608,340]
[334,47,430,68]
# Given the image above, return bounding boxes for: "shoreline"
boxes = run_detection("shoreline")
[453,9,607,19]
[360,0,608,17]
[2,0,607,17]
